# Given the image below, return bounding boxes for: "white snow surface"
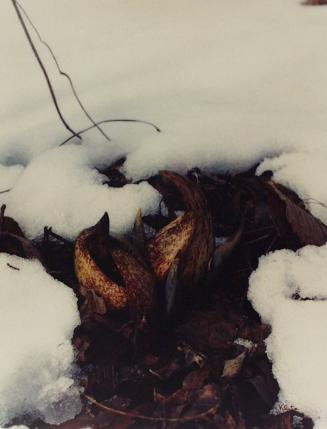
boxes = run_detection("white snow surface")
[248,245,327,428]
[1,0,327,239]
[0,426,30,429]
[2,0,327,426]
[2,144,161,239]
[0,254,81,426]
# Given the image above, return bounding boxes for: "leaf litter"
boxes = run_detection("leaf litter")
[7,165,327,429]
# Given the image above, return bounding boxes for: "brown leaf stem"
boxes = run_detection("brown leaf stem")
[84,393,217,423]
[11,0,81,140]
[16,1,111,143]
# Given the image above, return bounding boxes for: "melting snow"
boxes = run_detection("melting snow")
[0,254,81,426]
[249,245,327,428]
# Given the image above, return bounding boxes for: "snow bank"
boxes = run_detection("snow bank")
[248,245,327,428]
[0,254,81,426]
[1,143,161,240]
[1,0,327,238]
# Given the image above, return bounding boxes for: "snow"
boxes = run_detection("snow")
[0,426,30,429]
[1,144,161,239]
[0,254,81,426]
[1,0,327,426]
[234,338,254,350]
[1,0,327,238]
[248,245,327,428]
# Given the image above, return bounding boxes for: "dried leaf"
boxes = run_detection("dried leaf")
[80,287,108,317]
[266,181,327,246]
[0,232,40,259]
[0,205,39,259]
[222,351,247,379]
[236,358,279,417]
[0,204,24,237]
[303,0,327,4]
[182,367,209,391]
[263,411,314,429]
[224,410,247,429]
[74,212,155,317]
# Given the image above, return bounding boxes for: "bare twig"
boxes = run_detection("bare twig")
[84,394,217,423]
[60,118,161,146]
[12,0,162,147]
[0,205,6,232]
[11,0,80,140]
[303,198,327,211]
[7,263,20,271]
[16,0,111,142]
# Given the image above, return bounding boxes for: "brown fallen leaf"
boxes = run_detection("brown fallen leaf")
[303,0,327,4]
[0,232,40,259]
[147,171,214,288]
[224,410,247,429]
[222,351,247,379]
[182,367,209,390]
[265,181,327,247]
[74,212,155,318]
[0,205,40,259]
[0,204,24,237]
[236,358,279,419]
[263,411,314,429]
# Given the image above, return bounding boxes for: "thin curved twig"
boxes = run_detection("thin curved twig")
[16,0,111,142]
[303,198,327,210]
[11,0,80,140]
[84,394,217,423]
[60,118,161,146]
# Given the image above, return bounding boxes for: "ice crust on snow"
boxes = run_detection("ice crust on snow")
[0,254,81,426]
[248,245,327,428]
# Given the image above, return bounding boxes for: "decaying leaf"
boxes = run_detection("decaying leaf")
[0,205,39,259]
[74,212,155,317]
[303,0,327,5]
[262,411,314,429]
[222,350,247,379]
[0,232,40,260]
[265,181,327,247]
[147,171,214,288]
[0,204,24,237]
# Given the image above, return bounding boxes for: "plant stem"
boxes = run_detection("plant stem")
[11,0,81,140]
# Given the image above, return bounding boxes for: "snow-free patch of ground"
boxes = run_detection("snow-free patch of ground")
[0,254,81,426]
[248,245,327,428]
